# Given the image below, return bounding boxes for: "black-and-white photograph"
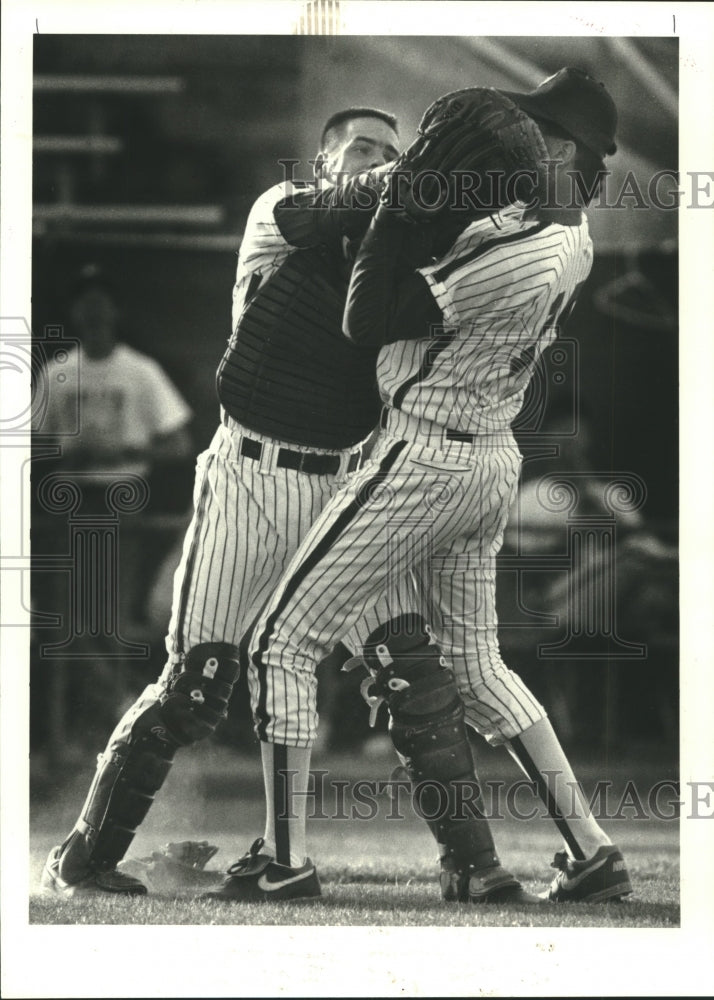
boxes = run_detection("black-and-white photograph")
[1,2,712,997]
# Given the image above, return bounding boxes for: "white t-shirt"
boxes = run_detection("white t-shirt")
[37,343,191,478]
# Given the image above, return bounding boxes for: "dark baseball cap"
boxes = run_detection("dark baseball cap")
[68,262,118,302]
[502,67,618,160]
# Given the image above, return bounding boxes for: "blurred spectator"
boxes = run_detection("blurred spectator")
[36,262,194,626]
[38,263,192,487]
[31,265,194,757]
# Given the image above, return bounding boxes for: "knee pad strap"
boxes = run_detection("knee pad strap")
[363,615,496,864]
[160,641,241,745]
[364,616,475,781]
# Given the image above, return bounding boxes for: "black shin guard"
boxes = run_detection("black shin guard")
[363,614,497,871]
[58,703,179,883]
[58,642,240,883]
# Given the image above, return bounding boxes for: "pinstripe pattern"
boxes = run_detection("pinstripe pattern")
[110,408,373,763]
[158,177,375,667]
[251,440,407,742]
[173,464,213,654]
[76,176,395,871]
[231,181,311,335]
[378,206,593,435]
[250,207,593,749]
[164,418,362,660]
[250,430,545,747]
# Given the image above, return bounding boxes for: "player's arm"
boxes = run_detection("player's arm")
[343,208,461,348]
[273,165,393,250]
[231,184,295,332]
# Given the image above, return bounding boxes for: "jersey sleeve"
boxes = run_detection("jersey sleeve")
[343,210,450,349]
[231,183,296,334]
[273,170,385,249]
[237,183,292,271]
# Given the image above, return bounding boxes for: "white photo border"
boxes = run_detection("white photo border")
[2,2,712,997]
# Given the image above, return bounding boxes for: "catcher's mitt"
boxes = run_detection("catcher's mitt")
[383,87,548,221]
[118,840,221,893]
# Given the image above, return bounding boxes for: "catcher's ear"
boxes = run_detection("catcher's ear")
[313,151,327,181]
[561,139,577,166]
[547,137,577,167]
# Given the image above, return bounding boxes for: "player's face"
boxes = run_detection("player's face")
[323,116,400,181]
[70,288,118,358]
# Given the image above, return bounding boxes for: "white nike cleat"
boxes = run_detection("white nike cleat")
[541,844,633,903]
[200,838,321,903]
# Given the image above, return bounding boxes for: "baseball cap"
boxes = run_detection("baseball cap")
[68,262,118,302]
[502,67,618,160]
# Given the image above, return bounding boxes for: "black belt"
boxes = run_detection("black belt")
[379,408,476,444]
[239,436,362,476]
[445,430,476,442]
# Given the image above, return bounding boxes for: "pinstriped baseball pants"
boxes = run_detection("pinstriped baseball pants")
[104,418,407,749]
[250,428,547,749]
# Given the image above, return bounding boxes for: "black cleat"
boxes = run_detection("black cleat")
[467,863,543,905]
[200,838,321,903]
[439,852,468,902]
[40,845,147,897]
[541,845,633,903]
[440,853,543,904]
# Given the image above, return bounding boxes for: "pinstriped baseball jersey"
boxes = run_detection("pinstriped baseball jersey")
[250,205,594,748]
[378,204,593,434]
[230,182,305,331]
[164,174,386,659]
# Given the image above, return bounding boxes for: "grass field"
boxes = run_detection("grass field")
[28,739,680,929]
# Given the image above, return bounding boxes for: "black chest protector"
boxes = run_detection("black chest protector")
[217,246,382,450]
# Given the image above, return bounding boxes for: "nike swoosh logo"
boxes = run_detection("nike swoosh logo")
[257,868,314,893]
[559,856,609,892]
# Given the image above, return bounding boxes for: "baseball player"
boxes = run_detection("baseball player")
[42,105,521,903]
[40,106,402,898]
[209,70,633,905]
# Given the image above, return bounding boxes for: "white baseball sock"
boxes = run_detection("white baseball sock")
[507,716,612,861]
[260,741,311,868]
